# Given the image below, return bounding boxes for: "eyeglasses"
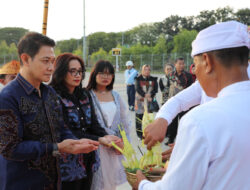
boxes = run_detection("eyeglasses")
[68,69,84,77]
[97,72,113,78]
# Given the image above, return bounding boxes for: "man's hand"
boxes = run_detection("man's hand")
[144,118,168,150]
[133,170,147,190]
[58,139,99,154]
[162,143,175,162]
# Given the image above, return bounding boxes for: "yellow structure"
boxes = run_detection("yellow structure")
[42,0,49,35]
[0,60,20,75]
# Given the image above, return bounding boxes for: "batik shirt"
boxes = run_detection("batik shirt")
[57,88,107,182]
[159,75,170,104]
[168,70,193,98]
[135,75,158,114]
[0,74,75,190]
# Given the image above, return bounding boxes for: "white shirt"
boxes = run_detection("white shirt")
[140,81,250,190]
[156,64,250,124]
[100,101,117,127]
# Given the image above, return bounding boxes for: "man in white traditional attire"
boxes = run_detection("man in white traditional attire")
[144,34,250,151]
[135,21,250,190]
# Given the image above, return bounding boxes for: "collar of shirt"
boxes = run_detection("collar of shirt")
[174,70,184,77]
[218,80,250,98]
[16,73,47,97]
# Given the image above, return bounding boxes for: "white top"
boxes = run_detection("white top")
[100,101,117,127]
[156,64,250,124]
[140,81,250,190]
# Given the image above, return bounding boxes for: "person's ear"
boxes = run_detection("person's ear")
[20,53,31,66]
[202,53,214,74]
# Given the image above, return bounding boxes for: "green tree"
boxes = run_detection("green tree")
[54,47,62,56]
[8,43,18,56]
[172,29,198,54]
[0,41,9,54]
[90,48,108,63]
[88,32,107,55]
[214,6,235,22]
[73,47,83,58]
[131,24,158,46]
[155,15,182,36]
[235,8,250,25]
[0,27,28,45]
[56,39,79,53]
[194,10,216,31]
[153,34,167,54]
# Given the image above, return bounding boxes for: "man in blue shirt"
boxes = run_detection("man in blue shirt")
[0,32,99,190]
[124,60,138,111]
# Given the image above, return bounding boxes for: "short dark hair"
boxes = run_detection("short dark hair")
[207,46,249,67]
[17,32,55,64]
[175,57,184,63]
[86,60,115,91]
[50,53,85,97]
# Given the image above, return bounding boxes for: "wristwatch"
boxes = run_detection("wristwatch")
[52,143,61,157]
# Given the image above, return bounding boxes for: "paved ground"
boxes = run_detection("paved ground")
[84,72,168,190]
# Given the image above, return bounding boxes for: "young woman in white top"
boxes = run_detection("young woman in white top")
[86,60,131,190]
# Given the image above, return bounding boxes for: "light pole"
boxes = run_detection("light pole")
[83,0,87,64]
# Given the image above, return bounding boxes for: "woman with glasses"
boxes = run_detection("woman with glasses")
[86,60,131,190]
[50,53,121,190]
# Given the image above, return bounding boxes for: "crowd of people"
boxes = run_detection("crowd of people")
[124,57,196,143]
[0,20,249,190]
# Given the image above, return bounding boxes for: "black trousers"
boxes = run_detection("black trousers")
[62,152,94,190]
[135,113,143,139]
[62,177,92,190]
[127,85,135,107]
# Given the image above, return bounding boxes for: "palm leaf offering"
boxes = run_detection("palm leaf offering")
[111,109,166,175]
[111,124,140,169]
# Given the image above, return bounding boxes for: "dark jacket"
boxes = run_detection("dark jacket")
[55,88,107,182]
[135,75,158,98]
[0,74,75,190]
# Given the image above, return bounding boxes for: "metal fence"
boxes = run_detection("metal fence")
[87,53,193,72]
[0,54,19,66]
[0,53,194,73]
